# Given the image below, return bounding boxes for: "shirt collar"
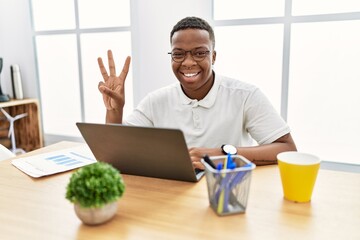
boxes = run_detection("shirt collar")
[177,71,221,108]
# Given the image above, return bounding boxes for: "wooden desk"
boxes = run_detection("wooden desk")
[0,141,359,240]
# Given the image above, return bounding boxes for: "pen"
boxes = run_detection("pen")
[217,153,231,214]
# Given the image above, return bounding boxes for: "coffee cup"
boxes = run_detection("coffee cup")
[277,151,321,203]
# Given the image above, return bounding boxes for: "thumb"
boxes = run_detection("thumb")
[99,85,118,99]
[98,82,107,93]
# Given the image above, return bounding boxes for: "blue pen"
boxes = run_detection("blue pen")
[222,172,237,213]
[211,162,223,204]
[230,171,247,188]
[215,172,232,207]
[216,162,223,171]
[229,163,252,189]
[223,162,253,213]
[223,154,239,212]
[215,154,233,213]
[226,153,232,169]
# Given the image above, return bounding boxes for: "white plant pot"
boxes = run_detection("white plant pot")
[74,201,118,225]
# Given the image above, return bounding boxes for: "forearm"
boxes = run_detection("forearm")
[236,141,297,166]
[106,109,123,124]
[191,142,297,166]
[190,133,297,169]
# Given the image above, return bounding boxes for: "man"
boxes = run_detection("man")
[98,16,297,170]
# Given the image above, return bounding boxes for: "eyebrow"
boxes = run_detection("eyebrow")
[171,47,210,51]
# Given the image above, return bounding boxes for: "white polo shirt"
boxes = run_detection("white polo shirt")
[124,74,290,148]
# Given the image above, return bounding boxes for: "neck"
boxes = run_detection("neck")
[182,71,215,101]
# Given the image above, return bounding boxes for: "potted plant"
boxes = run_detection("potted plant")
[66,162,125,225]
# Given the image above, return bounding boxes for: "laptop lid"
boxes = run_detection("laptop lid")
[76,122,204,182]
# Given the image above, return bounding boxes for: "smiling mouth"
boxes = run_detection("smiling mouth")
[182,72,200,78]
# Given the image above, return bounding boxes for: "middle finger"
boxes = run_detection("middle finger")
[108,50,116,77]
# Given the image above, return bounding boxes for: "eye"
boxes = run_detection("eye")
[193,51,207,57]
[172,51,185,58]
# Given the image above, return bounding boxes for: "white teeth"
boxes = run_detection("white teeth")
[184,73,197,77]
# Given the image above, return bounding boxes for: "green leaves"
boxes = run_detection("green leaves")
[66,162,125,208]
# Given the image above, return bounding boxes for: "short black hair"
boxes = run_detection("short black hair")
[170,16,215,49]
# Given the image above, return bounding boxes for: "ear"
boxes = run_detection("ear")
[212,50,217,65]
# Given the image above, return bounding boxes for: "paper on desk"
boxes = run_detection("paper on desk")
[11,145,97,178]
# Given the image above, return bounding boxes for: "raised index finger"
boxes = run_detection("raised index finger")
[97,57,109,81]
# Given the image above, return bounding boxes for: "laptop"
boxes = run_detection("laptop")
[76,122,204,182]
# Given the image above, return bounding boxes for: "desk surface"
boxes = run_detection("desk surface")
[0,141,359,240]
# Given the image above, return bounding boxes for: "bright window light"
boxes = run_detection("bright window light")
[292,0,360,15]
[78,0,130,28]
[214,0,285,19]
[36,34,81,136]
[81,32,133,125]
[214,24,284,113]
[288,20,360,164]
[31,0,75,31]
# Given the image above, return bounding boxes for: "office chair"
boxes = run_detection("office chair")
[0,108,27,155]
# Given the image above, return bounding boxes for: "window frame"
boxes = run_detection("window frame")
[212,0,360,165]
[30,0,132,143]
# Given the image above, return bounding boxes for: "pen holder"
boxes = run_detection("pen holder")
[201,155,256,216]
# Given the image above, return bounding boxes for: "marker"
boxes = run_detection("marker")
[226,153,232,169]
[203,154,217,169]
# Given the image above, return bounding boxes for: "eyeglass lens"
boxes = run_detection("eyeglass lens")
[169,48,210,63]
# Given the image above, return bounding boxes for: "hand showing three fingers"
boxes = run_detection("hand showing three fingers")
[98,50,131,111]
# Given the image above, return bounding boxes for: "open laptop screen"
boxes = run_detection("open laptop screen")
[76,122,204,182]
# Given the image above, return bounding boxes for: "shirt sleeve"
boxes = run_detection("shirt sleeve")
[244,88,290,145]
[123,95,154,127]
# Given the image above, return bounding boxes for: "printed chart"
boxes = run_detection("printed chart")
[12,145,97,178]
[45,152,93,167]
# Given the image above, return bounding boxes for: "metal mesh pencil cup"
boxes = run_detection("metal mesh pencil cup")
[201,155,256,216]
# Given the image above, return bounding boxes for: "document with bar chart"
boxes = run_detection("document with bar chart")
[11,145,97,178]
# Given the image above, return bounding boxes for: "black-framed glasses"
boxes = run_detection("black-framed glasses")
[168,48,211,63]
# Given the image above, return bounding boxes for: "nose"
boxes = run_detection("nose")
[182,51,196,66]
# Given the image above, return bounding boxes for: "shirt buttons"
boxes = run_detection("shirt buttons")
[192,101,199,108]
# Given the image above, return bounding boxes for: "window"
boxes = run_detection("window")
[77,0,130,28]
[31,0,132,137]
[214,24,283,113]
[213,0,360,164]
[80,32,132,124]
[36,35,81,136]
[292,0,360,15]
[214,0,284,19]
[288,20,360,164]
[31,0,75,31]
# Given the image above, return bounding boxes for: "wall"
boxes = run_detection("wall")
[0,0,211,145]
[0,0,38,99]
[130,0,212,104]
[0,0,211,106]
